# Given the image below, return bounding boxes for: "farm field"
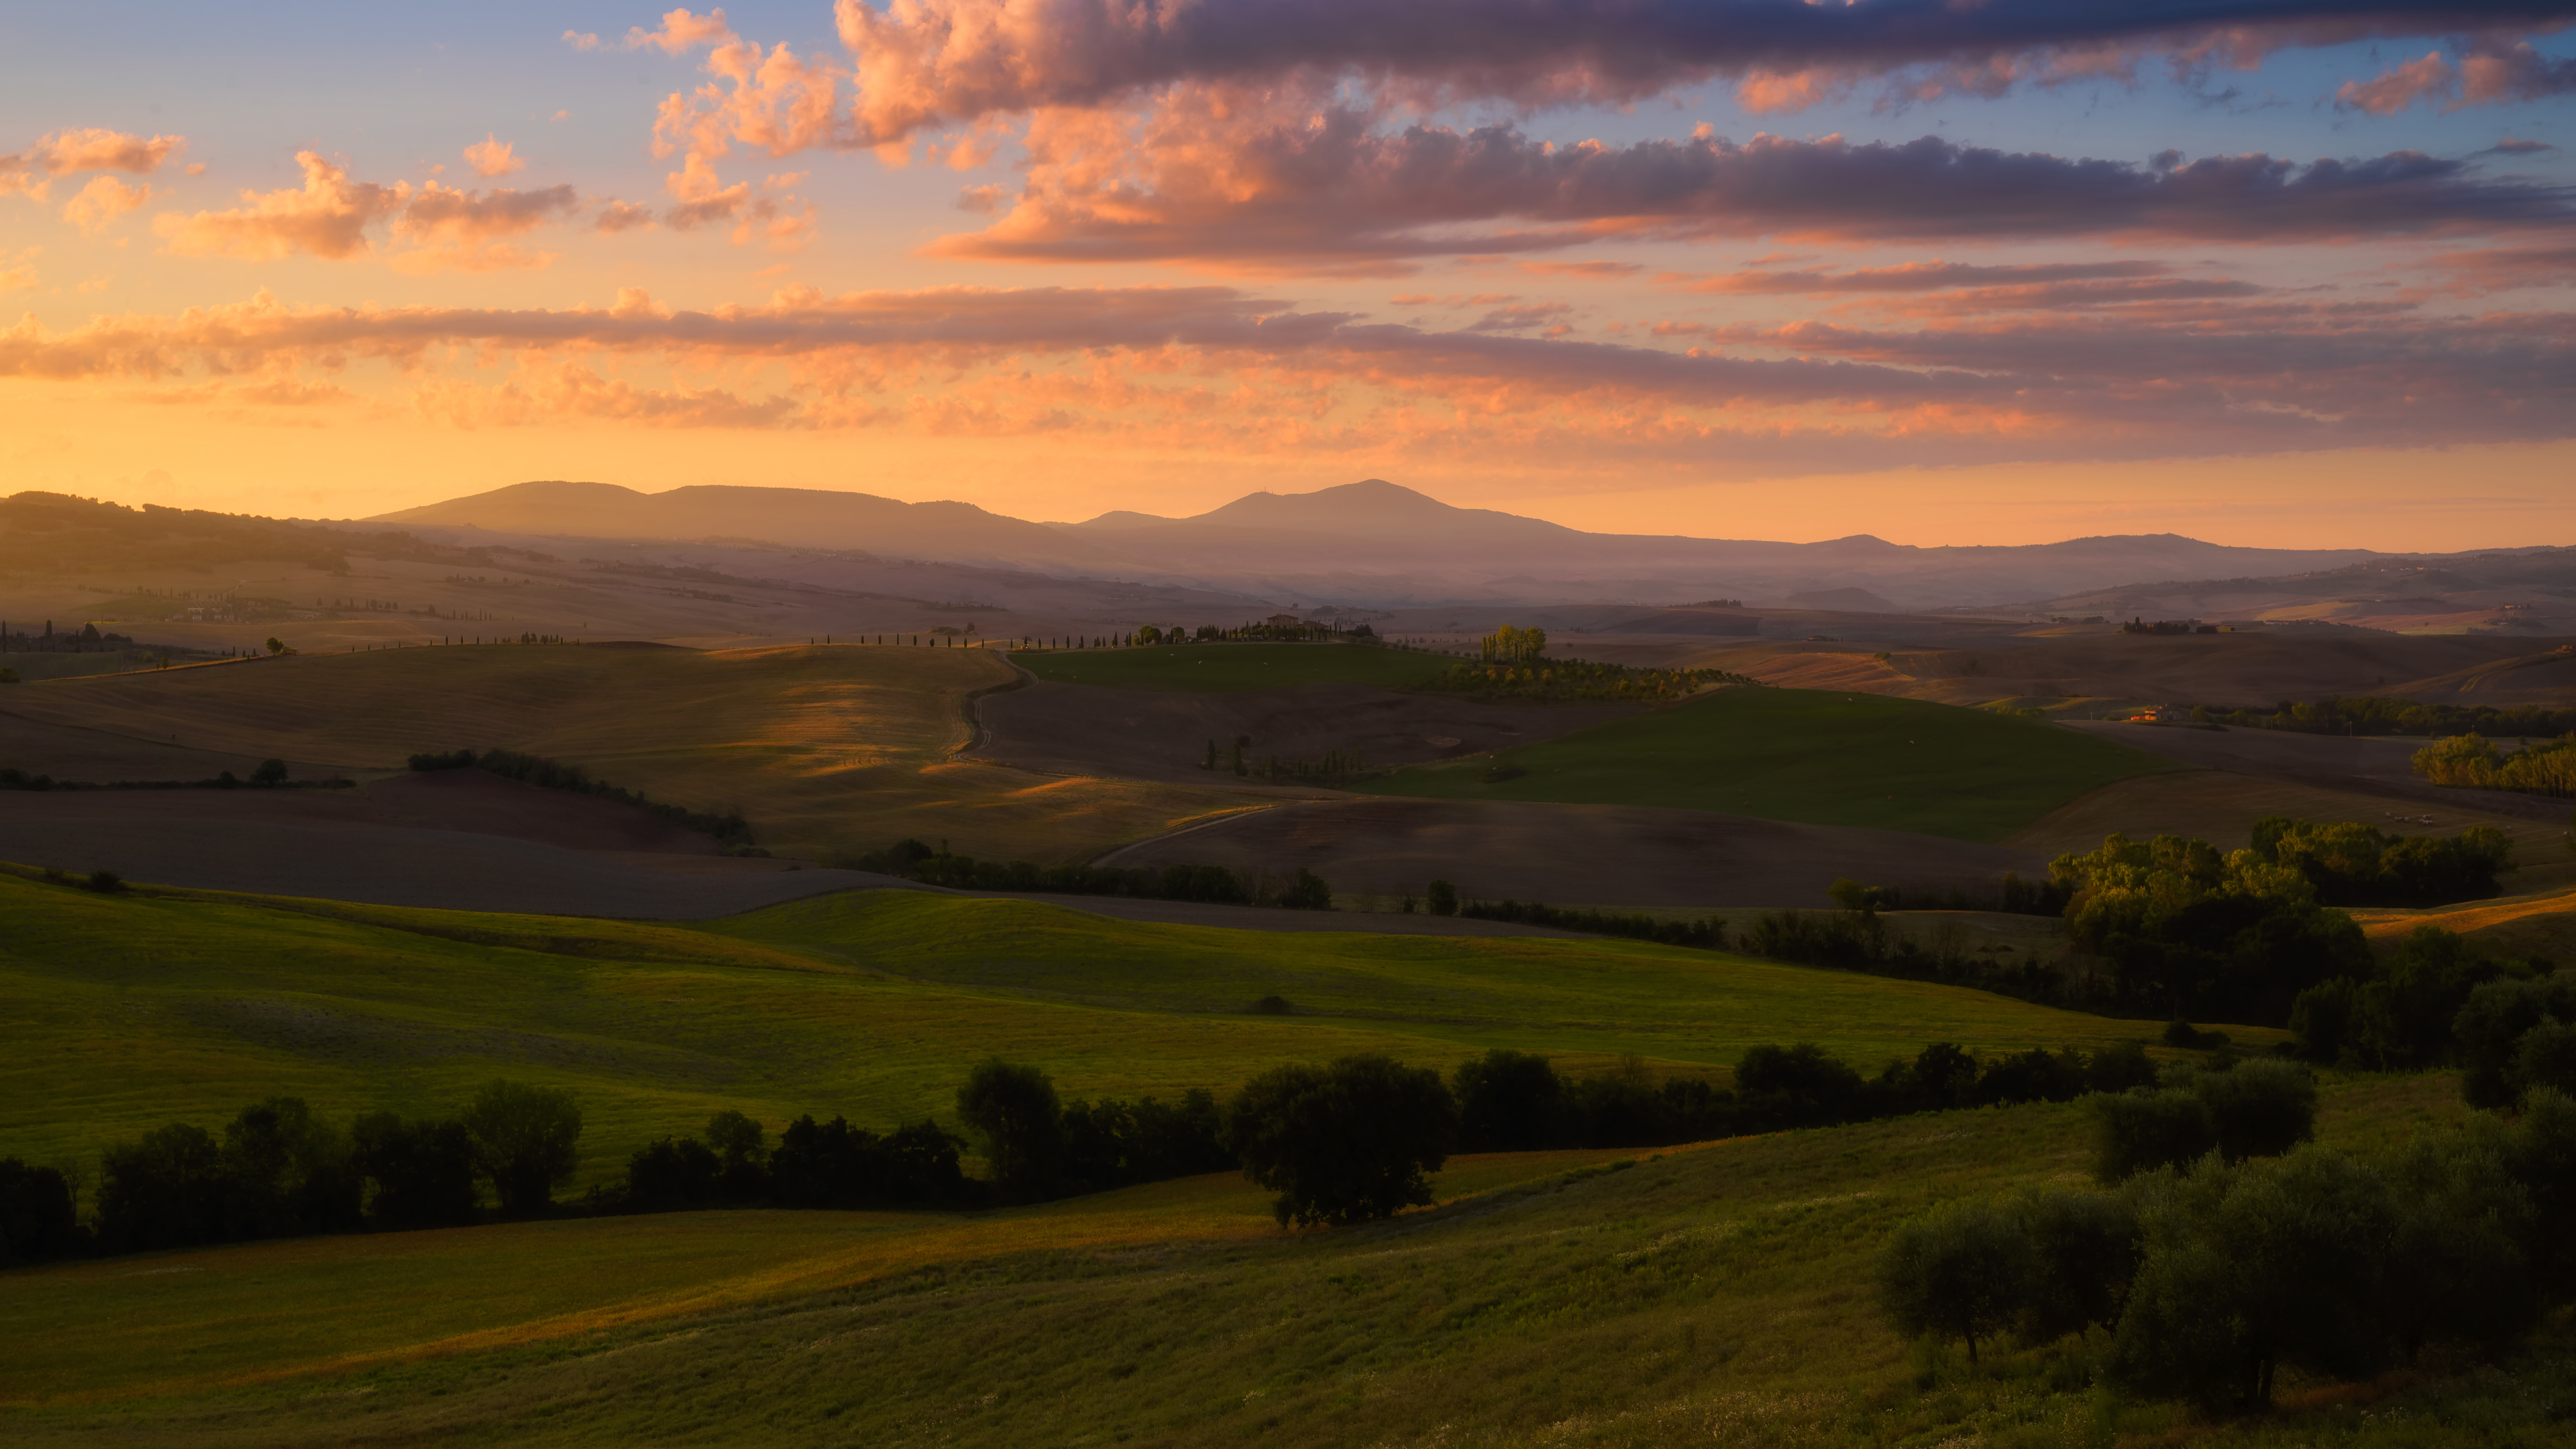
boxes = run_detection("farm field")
[1013,640,1460,692]
[1350,688,2177,843]
[0,1075,2522,1448]
[0,643,1253,863]
[0,870,2249,1185]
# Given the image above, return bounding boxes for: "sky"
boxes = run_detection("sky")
[3,1,2573,549]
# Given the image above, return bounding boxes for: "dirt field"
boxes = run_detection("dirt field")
[1095,797,2041,910]
[977,678,1638,784]
[0,643,1259,864]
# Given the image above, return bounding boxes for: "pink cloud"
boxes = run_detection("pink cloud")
[390,181,582,272]
[62,174,151,236]
[2336,51,2457,114]
[152,152,404,260]
[29,127,186,175]
[464,134,527,178]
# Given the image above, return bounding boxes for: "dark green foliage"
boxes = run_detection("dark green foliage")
[1058,1090,1232,1192]
[1226,1054,1458,1227]
[2087,1041,2160,1094]
[863,843,1258,905]
[625,1138,722,1210]
[1406,655,1752,703]
[408,747,756,847]
[2016,1187,2140,1342]
[766,1117,968,1209]
[1279,867,1334,911]
[220,1097,362,1239]
[0,1159,83,1265]
[1453,896,1727,949]
[2197,695,2576,741]
[96,1124,231,1252]
[956,1059,1065,1202]
[1452,1049,1565,1152]
[1248,994,1291,1014]
[1735,1042,1864,1127]
[1425,878,1458,916]
[80,869,122,893]
[1971,1048,2090,1108]
[2377,1120,2542,1358]
[461,1080,583,1216]
[2452,974,2576,1107]
[2087,1060,2317,1181]
[1876,1199,2032,1364]
[703,1110,769,1201]
[251,757,289,786]
[350,1113,480,1229]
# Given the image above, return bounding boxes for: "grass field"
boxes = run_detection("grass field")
[1012,640,1460,692]
[0,642,1252,862]
[3,1075,2534,1448]
[0,870,2254,1186]
[1349,687,2177,843]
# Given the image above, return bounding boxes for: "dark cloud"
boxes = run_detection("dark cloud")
[841,1,2576,139]
[943,125,2576,269]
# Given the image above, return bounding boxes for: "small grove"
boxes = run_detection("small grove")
[0,1032,2184,1265]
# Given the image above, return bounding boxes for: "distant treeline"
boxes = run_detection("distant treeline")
[2193,692,2576,739]
[2412,732,2576,798]
[1409,657,1754,704]
[851,839,1335,910]
[1,759,351,792]
[407,747,758,850]
[0,621,136,653]
[3,1034,2210,1263]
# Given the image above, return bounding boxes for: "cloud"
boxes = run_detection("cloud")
[829,0,2576,144]
[0,249,35,294]
[153,151,403,260]
[390,181,582,272]
[464,134,526,177]
[934,113,2576,272]
[25,127,186,175]
[5,278,2567,474]
[1667,260,2175,294]
[1465,301,1574,331]
[2336,50,2456,113]
[595,199,658,232]
[62,174,151,236]
[2425,241,2576,294]
[2479,136,2556,154]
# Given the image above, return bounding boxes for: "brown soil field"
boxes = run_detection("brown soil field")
[0,644,1258,864]
[0,702,354,784]
[975,678,1638,784]
[1095,797,2041,910]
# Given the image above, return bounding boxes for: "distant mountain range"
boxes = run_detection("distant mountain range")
[365,478,2525,612]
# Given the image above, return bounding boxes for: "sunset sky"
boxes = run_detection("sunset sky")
[4,1,2573,549]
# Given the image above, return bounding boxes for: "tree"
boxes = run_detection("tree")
[1735,1042,1864,1127]
[956,1058,1065,1201]
[264,636,286,655]
[626,1137,722,1210]
[2195,1061,2317,1163]
[1227,1054,1457,1226]
[1876,1199,2032,1364]
[1453,1049,1564,1152]
[251,757,289,787]
[1426,879,1458,917]
[704,1110,769,1199]
[221,1097,360,1238]
[461,1080,583,1216]
[97,1123,231,1252]
[1279,867,1333,910]
[0,1159,83,1265]
[2016,1187,2140,1342]
[351,1112,480,1228]
[2088,1089,2214,1183]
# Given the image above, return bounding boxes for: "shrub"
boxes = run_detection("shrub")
[1248,994,1291,1015]
[1279,867,1334,911]
[2453,975,2576,1108]
[957,1059,1067,1202]
[2089,1089,2216,1183]
[1452,1049,1564,1152]
[97,1124,231,1252]
[1227,1053,1457,1227]
[2195,1061,2318,1164]
[1735,1042,1864,1127]
[2088,1041,2159,1094]
[768,1116,968,1208]
[1974,1047,2091,1107]
[461,1080,583,1216]
[81,869,123,893]
[1059,1090,1230,1192]
[1876,1199,2032,1364]
[2016,1187,2141,1342]
[626,1137,722,1210]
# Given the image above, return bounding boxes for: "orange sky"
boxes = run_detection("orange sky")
[5,3,2573,549]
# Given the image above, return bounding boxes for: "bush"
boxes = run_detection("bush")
[462,1080,583,1216]
[625,1137,723,1210]
[1453,1049,1564,1152]
[1876,1199,2032,1364]
[767,1116,968,1209]
[2453,975,2576,1108]
[351,1112,480,1228]
[2016,1187,2140,1342]
[96,1124,231,1253]
[2088,1062,2316,1182]
[1059,1090,1231,1192]
[956,1059,1066,1202]
[1227,1054,1457,1227]
[1735,1042,1864,1127]
[0,1159,83,1265]
[2195,1061,2318,1164]
[2089,1089,2216,1183]
[1279,867,1334,911]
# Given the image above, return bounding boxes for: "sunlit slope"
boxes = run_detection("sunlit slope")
[1350,687,2176,843]
[0,1078,2461,1443]
[0,643,1250,861]
[0,873,2247,1181]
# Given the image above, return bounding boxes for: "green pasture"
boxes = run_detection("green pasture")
[1011,641,1458,692]
[3,1075,2528,1449]
[1350,686,2178,843]
[0,873,2237,1184]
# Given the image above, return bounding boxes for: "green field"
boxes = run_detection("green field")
[5,1075,2536,1448]
[1012,641,1460,692]
[0,869,2251,1184]
[1351,687,2178,843]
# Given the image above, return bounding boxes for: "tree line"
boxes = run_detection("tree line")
[1,758,348,793]
[407,747,759,851]
[1,1032,2180,1265]
[1879,1080,2576,1410]
[2412,731,2576,798]
[849,838,1336,910]
[1409,657,1753,704]
[2190,692,2576,740]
